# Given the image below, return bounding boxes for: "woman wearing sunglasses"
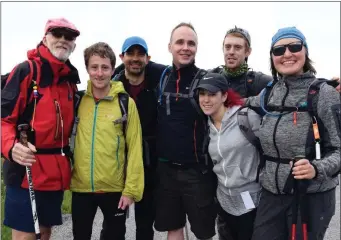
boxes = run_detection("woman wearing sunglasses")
[247,27,340,240]
[194,72,263,240]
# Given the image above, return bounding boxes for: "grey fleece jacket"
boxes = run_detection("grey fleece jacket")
[208,105,262,216]
[247,72,341,194]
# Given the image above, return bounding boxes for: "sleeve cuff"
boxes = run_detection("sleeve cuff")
[311,162,319,180]
[8,147,15,162]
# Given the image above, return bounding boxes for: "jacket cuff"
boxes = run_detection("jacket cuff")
[8,147,14,162]
[311,160,325,181]
[311,162,319,180]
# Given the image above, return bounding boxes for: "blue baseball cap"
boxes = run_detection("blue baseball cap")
[271,27,308,55]
[121,36,148,55]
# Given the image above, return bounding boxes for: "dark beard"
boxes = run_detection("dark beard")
[127,69,144,77]
[127,63,145,76]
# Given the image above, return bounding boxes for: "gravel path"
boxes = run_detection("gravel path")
[52,186,340,240]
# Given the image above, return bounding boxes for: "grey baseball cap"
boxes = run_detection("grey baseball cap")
[225,26,251,47]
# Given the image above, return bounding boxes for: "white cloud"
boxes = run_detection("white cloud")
[1,2,339,90]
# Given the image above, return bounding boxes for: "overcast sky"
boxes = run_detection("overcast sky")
[1,2,340,90]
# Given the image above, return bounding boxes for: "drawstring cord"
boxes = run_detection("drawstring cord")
[31,81,38,131]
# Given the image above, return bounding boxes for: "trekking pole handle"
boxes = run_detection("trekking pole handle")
[293,155,305,164]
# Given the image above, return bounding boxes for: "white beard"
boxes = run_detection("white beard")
[50,48,72,62]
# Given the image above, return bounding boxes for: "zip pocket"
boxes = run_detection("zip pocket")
[116,135,120,169]
[54,100,60,140]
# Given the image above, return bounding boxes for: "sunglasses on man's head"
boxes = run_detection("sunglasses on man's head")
[49,29,76,41]
[271,41,303,56]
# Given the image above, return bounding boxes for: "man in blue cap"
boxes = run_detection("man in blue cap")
[100,36,165,240]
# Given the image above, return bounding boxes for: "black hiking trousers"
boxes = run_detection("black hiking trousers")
[100,167,157,240]
[217,204,257,240]
[72,192,126,240]
[252,188,336,240]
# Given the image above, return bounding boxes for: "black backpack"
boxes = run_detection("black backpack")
[209,66,265,97]
[157,66,211,167]
[158,66,207,114]
[1,60,39,113]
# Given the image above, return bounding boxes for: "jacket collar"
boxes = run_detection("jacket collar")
[27,42,80,88]
[117,69,156,90]
[170,61,198,81]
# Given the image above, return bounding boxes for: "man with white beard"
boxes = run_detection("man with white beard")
[1,18,81,240]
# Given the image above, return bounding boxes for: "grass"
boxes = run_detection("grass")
[1,177,72,240]
[62,190,72,214]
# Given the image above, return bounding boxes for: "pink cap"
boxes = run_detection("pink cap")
[44,18,80,36]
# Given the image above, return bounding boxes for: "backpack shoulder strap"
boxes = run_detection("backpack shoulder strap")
[189,69,208,116]
[118,92,129,135]
[112,70,125,81]
[237,106,264,182]
[24,60,39,103]
[208,66,224,74]
[306,78,334,119]
[118,92,129,186]
[70,90,85,154]
[74,90,85,116]
[237,106,263,153]
[261,80,276,111]
[158,66,172,104]
[245,70,256,96]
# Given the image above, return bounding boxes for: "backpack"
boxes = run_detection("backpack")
[258,78,341,178]
[158,66,208,117]
[209,66,263,97]
[1,60,38,99]
[158,66,211,167]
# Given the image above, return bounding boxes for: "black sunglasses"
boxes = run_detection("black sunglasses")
[271,41,303,56]
[49,29,76,41]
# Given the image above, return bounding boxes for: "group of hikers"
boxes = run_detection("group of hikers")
[1,17,341,240]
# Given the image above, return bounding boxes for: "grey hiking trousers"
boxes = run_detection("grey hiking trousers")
[252,188,336,240]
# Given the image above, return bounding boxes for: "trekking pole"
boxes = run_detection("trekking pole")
[18,124,41,240]
[291,178,299,240]
[291,155,308,240]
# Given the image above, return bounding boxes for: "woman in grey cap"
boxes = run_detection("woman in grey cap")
[247,27,340,240]
[195,72,263,240]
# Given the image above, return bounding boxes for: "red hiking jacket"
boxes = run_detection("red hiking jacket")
[1,42,80,191]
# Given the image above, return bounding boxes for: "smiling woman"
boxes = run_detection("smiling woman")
[195,72,262,239]
[247,26,341,240]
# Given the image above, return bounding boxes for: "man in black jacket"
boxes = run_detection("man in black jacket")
[154,22,216,240]
[100,36,165,240]
[210,26,272,98]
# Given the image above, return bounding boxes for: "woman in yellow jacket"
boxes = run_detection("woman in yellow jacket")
[70,42,144,240]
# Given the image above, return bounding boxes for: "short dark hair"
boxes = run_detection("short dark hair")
[170,22,197,42]
[270,54,317,80]
[223,32,250,51]
[84,42,116,69]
